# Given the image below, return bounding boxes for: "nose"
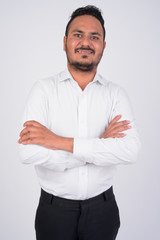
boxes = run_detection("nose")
[80,35,91,46]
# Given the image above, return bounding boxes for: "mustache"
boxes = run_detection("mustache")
[75,47,95,54]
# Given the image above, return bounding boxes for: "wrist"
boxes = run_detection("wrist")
[56,136,73,153]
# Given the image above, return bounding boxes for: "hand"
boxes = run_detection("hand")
[18,120,73,152]
[18,120,61,150]
[100,115,131,139]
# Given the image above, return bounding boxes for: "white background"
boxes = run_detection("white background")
[0,0,159,239]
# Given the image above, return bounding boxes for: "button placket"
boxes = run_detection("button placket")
[78,94,88,138]
[78,165,88,199]
[77,93,88,199]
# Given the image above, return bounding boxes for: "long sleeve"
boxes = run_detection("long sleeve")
[73,86,141,166]
[18,80,85,171]
[18,69,141,199]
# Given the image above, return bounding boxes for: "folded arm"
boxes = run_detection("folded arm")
[18,81,141,170]
[18,114,137,169]
[73,87,141,166]
[18,80,85,171]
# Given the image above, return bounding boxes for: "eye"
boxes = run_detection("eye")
[74,33,82,38]
[90,36,99,41]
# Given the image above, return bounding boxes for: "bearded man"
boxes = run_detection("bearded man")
[18,5,141,240]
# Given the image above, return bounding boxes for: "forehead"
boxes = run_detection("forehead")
[68,15,103,35]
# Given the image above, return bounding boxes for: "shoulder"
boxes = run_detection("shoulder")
[98,73,127,98]
[31,70,66,93]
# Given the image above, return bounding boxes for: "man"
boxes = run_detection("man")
[18,5,141,240]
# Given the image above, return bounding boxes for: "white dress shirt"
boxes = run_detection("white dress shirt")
[19,68,141,200]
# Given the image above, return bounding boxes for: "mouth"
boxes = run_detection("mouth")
[75,49,94,55]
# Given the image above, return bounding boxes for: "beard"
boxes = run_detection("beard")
[65,44,103,72]
[69,60,95,72]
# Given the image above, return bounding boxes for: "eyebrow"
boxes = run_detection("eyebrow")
[71,29,102,37]
[90,32,101,37]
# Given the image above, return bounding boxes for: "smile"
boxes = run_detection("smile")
[76,49,94,54]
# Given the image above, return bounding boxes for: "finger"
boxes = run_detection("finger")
[107,115,122,130]
[108,120,131,132]
[101,123,131,138]
[111,133,126,138]
[18,134,39,144]
[113,124,132,133]
[18,139,31,145]
[18,133,31,143]
[23,120,44,128]
[100,133,126,139]
[19,130,41,143]
[105,125,131,137]
[20,127,31,137]
[19,126,39,137]
[19,138,34,145]
[114,120,130,128]
[109,115,122,125]
[20,137,42,145]
[110,118,130,128]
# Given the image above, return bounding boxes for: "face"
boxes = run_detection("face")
[64,15,106,72]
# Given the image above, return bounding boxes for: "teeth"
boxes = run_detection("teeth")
[77,50,93,54]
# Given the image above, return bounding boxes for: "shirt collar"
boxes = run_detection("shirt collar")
[59,68,107,86]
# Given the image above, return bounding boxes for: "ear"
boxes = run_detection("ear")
[63,36,67,52]
[103,41,106,50]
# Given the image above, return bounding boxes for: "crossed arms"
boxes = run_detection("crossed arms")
[18,115,131,153]
[18,80,141,171]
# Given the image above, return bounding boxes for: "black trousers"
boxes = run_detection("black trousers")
[35,187,120,240]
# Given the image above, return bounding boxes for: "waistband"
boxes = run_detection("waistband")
[40,187,114,207]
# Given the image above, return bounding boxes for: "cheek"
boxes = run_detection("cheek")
[67,39,78,49]
[95,43,104,54]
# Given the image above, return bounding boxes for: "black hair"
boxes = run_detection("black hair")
[65,5,106,40]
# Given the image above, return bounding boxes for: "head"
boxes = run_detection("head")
[63,5,106,72]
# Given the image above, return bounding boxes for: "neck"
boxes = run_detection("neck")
[67,64,97,90]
